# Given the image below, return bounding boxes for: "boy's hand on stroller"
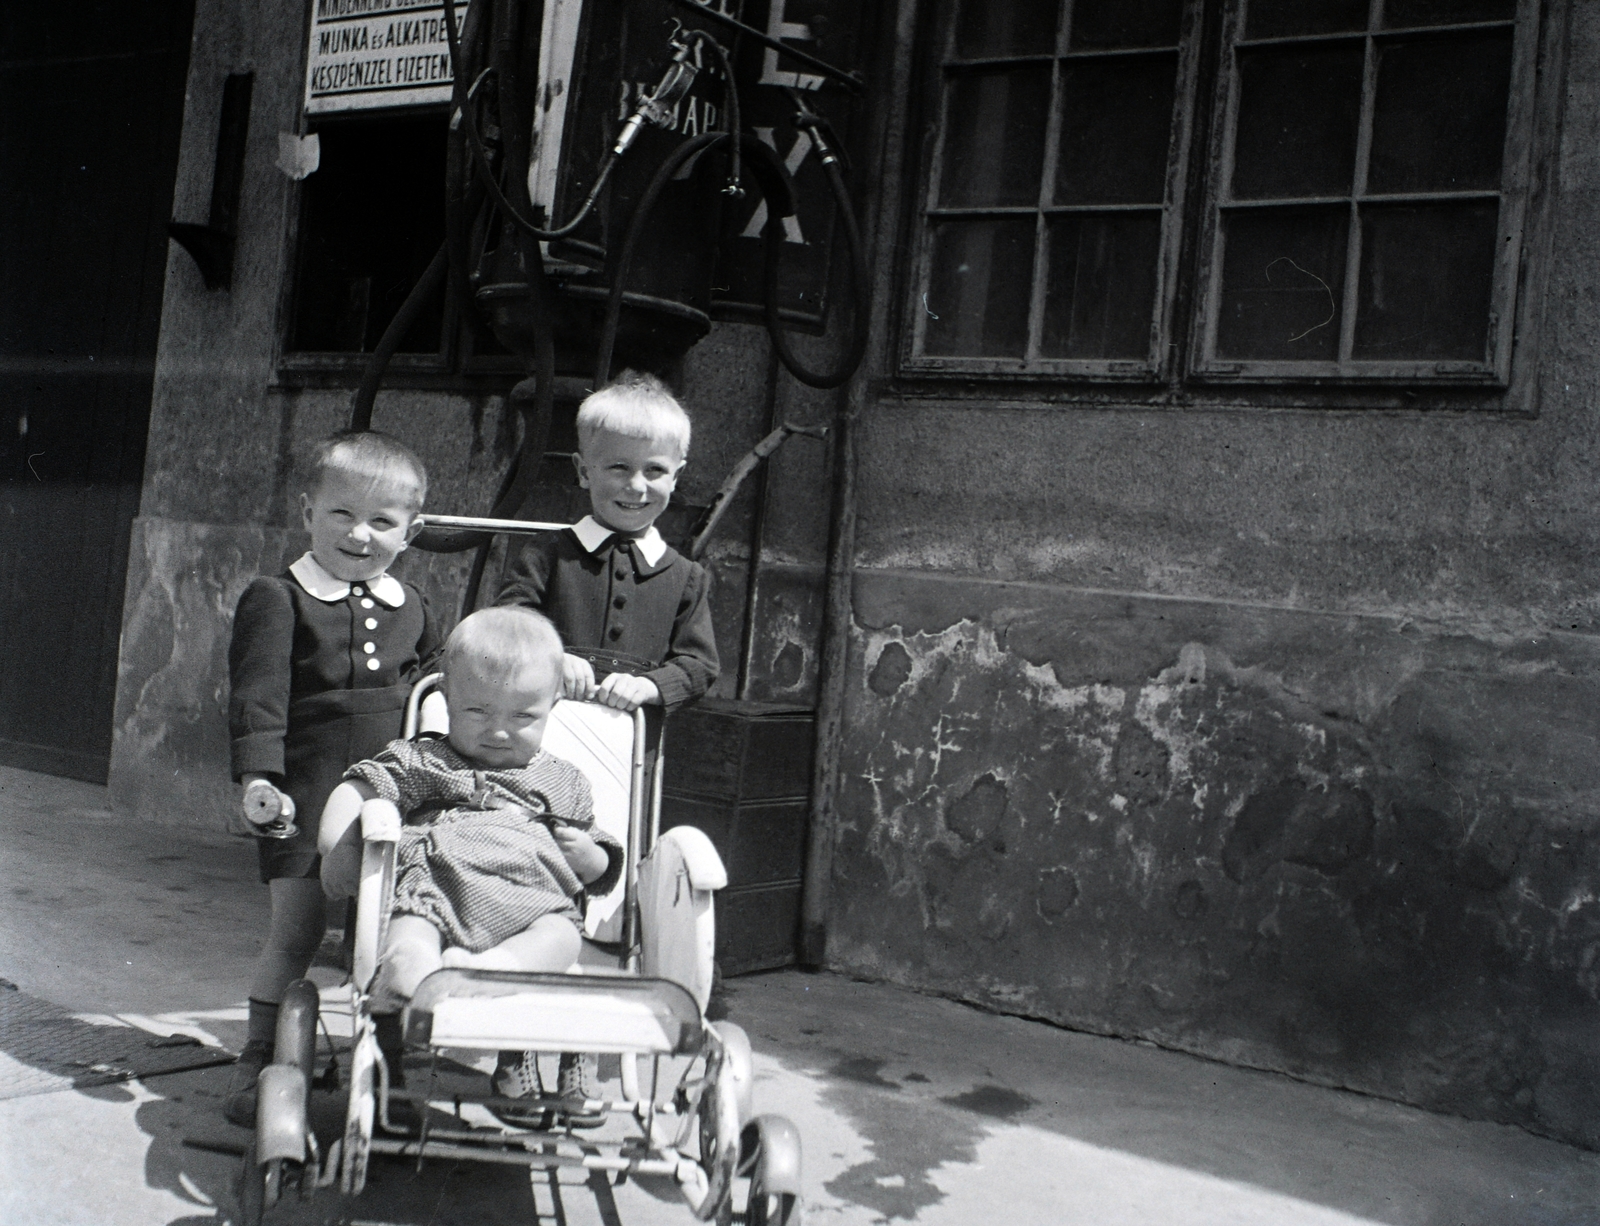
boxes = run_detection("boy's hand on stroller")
[553,825,609,883]
[594,672,659,711]
[561,653,597,701]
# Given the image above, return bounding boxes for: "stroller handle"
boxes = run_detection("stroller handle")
[419,514,568,536]
[403,673,444,740]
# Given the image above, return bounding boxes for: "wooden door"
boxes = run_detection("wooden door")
[0,4,195,781]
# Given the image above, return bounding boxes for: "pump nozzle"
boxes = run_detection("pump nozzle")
[611,40,700,159]
[783,85,849,171]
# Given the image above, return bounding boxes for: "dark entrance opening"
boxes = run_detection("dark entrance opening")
[0,3,196,781]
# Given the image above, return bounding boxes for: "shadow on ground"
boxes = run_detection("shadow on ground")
[131,1059,580,1226]
[719,973,1600,1226]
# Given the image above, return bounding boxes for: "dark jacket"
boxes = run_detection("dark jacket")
[495,526,718,711]
[228,560,441,878]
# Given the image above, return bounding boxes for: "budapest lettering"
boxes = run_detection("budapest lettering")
[615,80,721,138]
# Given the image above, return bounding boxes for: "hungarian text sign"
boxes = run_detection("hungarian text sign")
[305,0,461,113]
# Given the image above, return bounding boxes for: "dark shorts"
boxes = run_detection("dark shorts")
[256,687,410,883]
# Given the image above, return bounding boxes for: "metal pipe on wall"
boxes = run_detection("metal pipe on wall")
[799,377,859,967]
[797,0,918,969]
[735,343,783,699]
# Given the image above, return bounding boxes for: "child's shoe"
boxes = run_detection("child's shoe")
[488,1049,551,1128]
[223,1039,272,1127]
[557,1052,605,1129]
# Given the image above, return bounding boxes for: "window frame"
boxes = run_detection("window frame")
[904,5,1206,381]
[1188,0,1541,386]
[894,0,1566,410]
[271,102,526,391]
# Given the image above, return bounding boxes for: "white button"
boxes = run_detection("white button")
[366,658,381,671]
[365,618,378,629]
[352,585,364,595]
[363,642,376,654]
[360,599,375,609]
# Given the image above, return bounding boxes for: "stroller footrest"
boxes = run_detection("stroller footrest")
[404,969,705,1055]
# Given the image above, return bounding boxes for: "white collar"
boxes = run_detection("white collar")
[571,515,667,567]
[289,552,406,607]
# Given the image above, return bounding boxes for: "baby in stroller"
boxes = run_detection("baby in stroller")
[317,605,622,1110]
[240,602,801,1226]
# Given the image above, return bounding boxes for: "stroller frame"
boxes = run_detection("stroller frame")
[240,648,800,1225]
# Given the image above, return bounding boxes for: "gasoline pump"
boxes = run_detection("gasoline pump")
[343,0,872,603]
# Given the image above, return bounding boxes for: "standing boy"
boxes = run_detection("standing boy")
[494,369,719,1121]
[497,369,718,712]
[225,432,440,1126]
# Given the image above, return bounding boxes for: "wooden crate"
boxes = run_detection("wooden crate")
[660,699,815,974]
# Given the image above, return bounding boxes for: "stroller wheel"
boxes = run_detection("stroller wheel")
[741,1115,802,1226]
[274,979,319,1082]
[693,1064,741,1221]
[236,1134,282,1226]
[747,1177,799,1226]
[710,1021,753,1125]
[341,1027,377,1196]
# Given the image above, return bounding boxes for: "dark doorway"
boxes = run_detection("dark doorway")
[0,4,196,781]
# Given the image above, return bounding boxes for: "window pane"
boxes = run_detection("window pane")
[1041,213,1162,359]
[1245,0,1370,40]
[1069,0,1183,49]
[1232,44,1364,200]
[1055,54,1176,205]
[1384,0,1513,28]
[290,113,446,354]
[923,219,1037,358]
[938,66,1051,208]
[1217,207,1348,361]
[953,0,1059,58]
[1353,203,1496,360]
[1368,33,1512,194]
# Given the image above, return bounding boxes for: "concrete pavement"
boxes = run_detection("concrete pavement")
[1,763,1596,1225]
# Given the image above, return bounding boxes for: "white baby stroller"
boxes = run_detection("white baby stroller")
[239,675,801,1225]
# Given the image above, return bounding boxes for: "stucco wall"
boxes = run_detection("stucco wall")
[828,576,1600,1146]
[112,0,1600,1153]
[818,3,1600,1148]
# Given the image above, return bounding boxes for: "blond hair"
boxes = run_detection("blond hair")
[442,606,564,681]
[309,431,428,510]
[576,370,691,459]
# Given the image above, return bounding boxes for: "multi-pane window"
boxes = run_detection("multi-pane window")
[914,1,1193,372]
[281,109,520,377]
[906,0,1542,389]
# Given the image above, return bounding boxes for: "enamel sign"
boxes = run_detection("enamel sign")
[304,0,462,114]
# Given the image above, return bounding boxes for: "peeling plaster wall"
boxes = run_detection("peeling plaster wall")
[829,577,1600,1147]
[820,4,1600,1149]
[111,0,1600,1153]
